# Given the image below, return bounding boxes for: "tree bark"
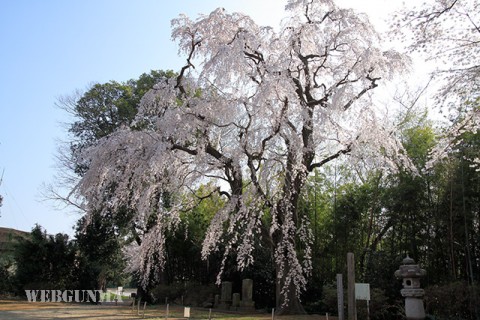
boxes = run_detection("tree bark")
[274,243,307,315]
[271,192,307,315]
[275,274,306,315]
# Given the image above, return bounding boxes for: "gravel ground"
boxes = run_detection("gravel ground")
[0,300,337,320]
[0,300,148,319]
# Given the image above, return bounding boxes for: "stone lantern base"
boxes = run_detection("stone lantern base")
[405,297,425,320]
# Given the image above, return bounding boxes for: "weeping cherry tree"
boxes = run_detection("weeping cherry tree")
[74,0,411,314]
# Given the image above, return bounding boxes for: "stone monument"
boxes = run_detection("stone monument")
[240,278,255,311]
[394,256,426,320]
[219,281,232,309]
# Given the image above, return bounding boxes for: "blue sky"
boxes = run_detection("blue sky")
[0,0,405,236]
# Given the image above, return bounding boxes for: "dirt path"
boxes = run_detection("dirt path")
[0,300,337,319]
[0,300,145,319]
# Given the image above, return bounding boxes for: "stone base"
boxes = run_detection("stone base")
[405,297,425,320]
[238,307,256,312]
[218,302,231,310]
[238,300,255,312]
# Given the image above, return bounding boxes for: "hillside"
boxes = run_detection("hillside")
[0,227,29,256]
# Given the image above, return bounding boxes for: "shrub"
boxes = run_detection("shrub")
[357,288,403,320]
[317,284,403,319]
[425,281,480,320]
[149,282,217,307]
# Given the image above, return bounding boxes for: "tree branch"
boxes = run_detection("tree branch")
[343,74,380,111]
[308,143,353,171]
[176,31,201,96]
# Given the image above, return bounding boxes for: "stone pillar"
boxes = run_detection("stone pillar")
[214,294,220,308]
[347,252,356,320]
[337,274,345,320]
[395,256,426,320]
[240,278,255,311]
[242,279,253,301]
[220,281,232,309]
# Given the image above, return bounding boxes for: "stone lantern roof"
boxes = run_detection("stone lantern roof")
[395,255,427,279]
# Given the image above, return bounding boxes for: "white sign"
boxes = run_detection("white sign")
[355,283,370,301]
[184,307,191,318]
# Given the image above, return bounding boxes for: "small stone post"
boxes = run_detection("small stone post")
[395,256,426,320]
[232,293,240,309]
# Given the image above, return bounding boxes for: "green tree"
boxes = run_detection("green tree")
[299,113,439,315]
[58,70,175,176]
[14,225,77,292]
[75,211,127,292]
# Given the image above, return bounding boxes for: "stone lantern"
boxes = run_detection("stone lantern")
[394,256,427,320]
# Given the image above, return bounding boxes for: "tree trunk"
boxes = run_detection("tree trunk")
[276,283,306,315]
[97,270,107,292]
[274,258,306,315]
[268,128,313,315]
[271,200,307,315]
